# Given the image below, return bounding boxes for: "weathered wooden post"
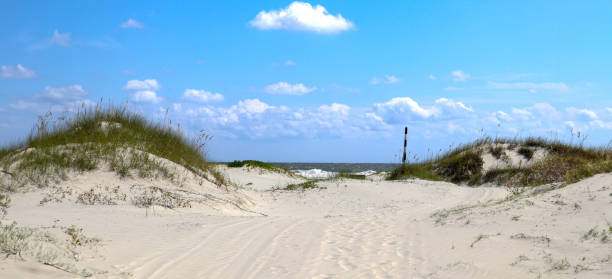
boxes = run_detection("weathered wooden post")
[402,126,408,166]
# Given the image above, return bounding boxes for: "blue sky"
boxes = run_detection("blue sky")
[1,1,612,162]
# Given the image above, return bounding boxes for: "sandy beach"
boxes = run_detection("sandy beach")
[1,163,611,278]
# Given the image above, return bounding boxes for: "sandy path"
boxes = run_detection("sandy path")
[119,179,505,278]
[3,172,612,278]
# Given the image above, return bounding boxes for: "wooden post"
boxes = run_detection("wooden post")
[402,126,408,166]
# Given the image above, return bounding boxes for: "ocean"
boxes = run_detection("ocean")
[270,162,400,179]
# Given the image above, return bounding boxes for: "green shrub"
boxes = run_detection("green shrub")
[489,146,505,159]
[436,151,484,183]
[387,164,441,181]
[517,147,534,160]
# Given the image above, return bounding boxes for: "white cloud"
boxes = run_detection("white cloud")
[50,29,71,47]
[452,70,470,82]
[250,1,354,34]
[319,103,350,116]
[35,85,87,101]
[566,107,598,120]
[0,64,36,79]
[183,89,224,103]
[235,99,273,114]
[428,74,436,80]
[374,97,436,121]
[285,60,296,66]
[123,79,161,91]
[132,91,162,104]
[496,110,512,121]
[120,18,144,29]
[371,75,401,85]
[487,81,569,91]
[590,120,612,129]
[123,79,162,104]
[264,82,316,95]
[435,98,473,112]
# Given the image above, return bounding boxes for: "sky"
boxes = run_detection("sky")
[1,1,612,163]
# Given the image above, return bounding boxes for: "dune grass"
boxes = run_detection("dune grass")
[388,136,612,186]
[0,103,225,190]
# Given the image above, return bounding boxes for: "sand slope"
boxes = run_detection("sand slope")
[1,166,612,278]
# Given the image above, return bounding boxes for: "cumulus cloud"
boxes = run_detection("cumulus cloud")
[566,107,598,120]
[9,85,92,111]
[452,70,470,82]
[371,75,401,85]
[123,79,162,104]
[120,18,144,29]
[0,64,36,79]
[488,81,569,91]
[319,103,350,116]
[373,97,473,124]
[183,89,224,103]
[123,79,160,91]
[34,85,87,101]
[250,1,354,34]
[234,99,273,114]
[285,60,296,66]
[131,90,162,104]
[264,82,316,95]
[428,74,436,80]
[374,97,434,120]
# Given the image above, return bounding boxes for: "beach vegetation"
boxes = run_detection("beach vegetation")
[226,160,295,176]
[0,103,226,191]
[387,136,612,186]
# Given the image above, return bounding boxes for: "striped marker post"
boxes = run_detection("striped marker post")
[402,126,408,166]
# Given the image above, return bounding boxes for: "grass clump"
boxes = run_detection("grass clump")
[386,164,441,181]
[517,147,534,160]
[76,185,127,205]
[337,173,366,180]
[489,145,505,159]
[226,160,293,175]
[280,181,324,191]
[436,151,483,183]
[131,186,191,209]
[0,221,96,277]
[0,192,9,217]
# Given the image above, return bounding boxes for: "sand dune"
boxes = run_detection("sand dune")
[1,163,611,278]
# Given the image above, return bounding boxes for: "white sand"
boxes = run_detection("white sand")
[1,164,612,278]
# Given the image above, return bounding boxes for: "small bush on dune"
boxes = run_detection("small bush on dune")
[131,186,191,209]
[489,146,505,159]
[517,147,534,160]
[436,151,484,183]
[386,164,441,181]
[0,193,9,217]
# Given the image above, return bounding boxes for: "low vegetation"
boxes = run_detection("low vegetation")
[0,221,98,276]
[226,160,295,176]
[275,181,326,191]
[388,136,612,186]
[0,103,225,191]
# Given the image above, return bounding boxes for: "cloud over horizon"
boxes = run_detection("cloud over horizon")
[264,82,317,95]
